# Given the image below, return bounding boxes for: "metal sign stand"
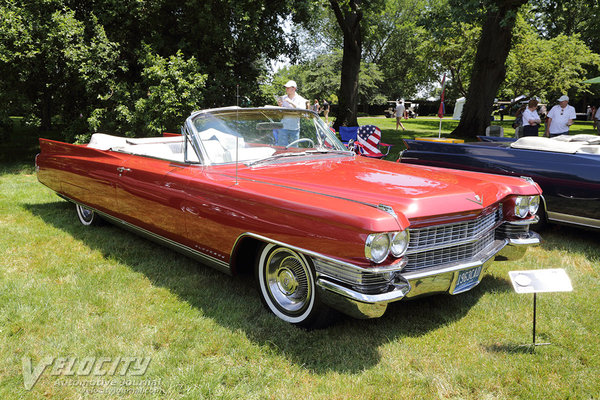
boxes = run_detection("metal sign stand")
[531,292,550,347]
[508,269,573,350]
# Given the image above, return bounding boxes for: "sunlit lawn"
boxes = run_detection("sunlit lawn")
[1,157,599,399]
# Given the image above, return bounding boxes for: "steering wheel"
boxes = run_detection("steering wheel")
[285,138,315,149]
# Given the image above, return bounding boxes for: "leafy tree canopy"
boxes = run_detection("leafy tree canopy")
[500,13,600,102]
[268,50,385,106]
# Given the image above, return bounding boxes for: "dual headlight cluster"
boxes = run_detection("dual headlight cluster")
[514,195,540,218]
[365,230,410,264]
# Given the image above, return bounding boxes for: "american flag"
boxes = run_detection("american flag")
[357,125,382,157]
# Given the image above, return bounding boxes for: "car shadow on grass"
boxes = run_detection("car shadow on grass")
[26,200,511,374]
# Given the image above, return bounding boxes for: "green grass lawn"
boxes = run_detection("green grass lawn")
[1,162,600,399]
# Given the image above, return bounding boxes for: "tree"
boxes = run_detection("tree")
[451,0,528,138]
[363,0,437,100]
[423,21,481,99]
[500,14,600,102]
[0,2,119,131]
[86,49,207,140]
[1,0,317,138]
[529,0,600,54]
[329,0,364,129]
[269,50,385,106]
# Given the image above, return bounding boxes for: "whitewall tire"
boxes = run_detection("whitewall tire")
[256,243,333,328]
[75,204,102,226]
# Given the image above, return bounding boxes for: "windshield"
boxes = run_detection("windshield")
[187,108,349,165]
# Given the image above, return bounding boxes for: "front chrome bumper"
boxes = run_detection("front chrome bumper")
[316,230,541,319]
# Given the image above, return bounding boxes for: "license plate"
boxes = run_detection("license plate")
[453,265,483,294]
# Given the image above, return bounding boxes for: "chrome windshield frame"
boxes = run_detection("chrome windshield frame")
[183,106,349,166]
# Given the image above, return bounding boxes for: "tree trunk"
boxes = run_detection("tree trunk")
[452,0,527,139]
[330,0,362,130]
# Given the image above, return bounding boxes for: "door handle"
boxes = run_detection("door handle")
[117,166,131,173]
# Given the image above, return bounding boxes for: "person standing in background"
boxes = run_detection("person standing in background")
[395,100,406,131]
[312,99,320,114]
[513,105,526,138]
[521,99,541,136]
[322,99,330,124]
[594,105,600,134]
[276,80,307,146]
[545,95,576,137]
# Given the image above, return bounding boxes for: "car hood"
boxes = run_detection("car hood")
[220,155,539,223]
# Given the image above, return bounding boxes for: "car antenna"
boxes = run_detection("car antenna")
[235,84,239,185]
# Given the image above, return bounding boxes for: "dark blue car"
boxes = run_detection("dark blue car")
[400,135,600,230]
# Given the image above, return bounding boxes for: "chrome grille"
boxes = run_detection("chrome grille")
[407,206,502,253]
[404,231,496,273]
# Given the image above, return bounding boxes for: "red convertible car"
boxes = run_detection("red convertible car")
[36,107,541,327]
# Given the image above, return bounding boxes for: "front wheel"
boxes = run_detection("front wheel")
[75,204,102,226]
[255,244,334,329]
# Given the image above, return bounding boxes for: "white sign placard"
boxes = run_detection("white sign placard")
[508,269,573,294]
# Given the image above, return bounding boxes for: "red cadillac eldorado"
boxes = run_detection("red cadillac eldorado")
[36,107,542,328]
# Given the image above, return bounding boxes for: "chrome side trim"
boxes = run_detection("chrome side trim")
[546,211,600,229]
[232,232,406,274]
[60,195,230,274]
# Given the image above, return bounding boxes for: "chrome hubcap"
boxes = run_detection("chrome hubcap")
[77,205,94,223]
[265,249,311,314]
[276,267,299,296]
[81,207,93,220]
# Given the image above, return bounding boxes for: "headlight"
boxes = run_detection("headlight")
[390,230,409,257]
[365,233,390,264]
[514,196,530,218]
[528,195,540,215]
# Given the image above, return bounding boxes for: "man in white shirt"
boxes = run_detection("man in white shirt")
[594,106,600,135]
[545,95,577,137]
[395,100,406,131]
[276,80,307,146]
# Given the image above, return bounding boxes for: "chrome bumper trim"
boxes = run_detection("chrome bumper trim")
[317,278,410,304]
[316,278,410,319]
[504,216,539,226]
[316,230,541,318]
[506,230,542,246]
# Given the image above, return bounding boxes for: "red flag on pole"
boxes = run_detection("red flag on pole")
[437,74,446,119]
